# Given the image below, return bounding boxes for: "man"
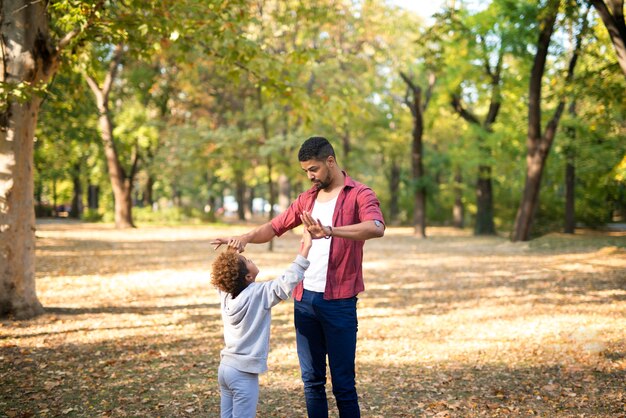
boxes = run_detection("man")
[212,136,385,418]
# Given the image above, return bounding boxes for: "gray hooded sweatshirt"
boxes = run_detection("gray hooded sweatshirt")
[219,255,310,374]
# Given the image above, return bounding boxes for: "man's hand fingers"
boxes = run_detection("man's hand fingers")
[301,212,312,227]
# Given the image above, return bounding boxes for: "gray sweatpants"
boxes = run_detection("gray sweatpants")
[218,363,259,418]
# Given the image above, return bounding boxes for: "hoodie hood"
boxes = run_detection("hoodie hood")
[221,285,253,325]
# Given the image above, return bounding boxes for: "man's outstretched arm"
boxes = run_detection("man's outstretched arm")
[211,222,277,252]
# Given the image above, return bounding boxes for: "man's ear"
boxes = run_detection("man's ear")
[326,155,335,167]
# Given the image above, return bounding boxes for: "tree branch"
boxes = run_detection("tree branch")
[399,71,418,92]
[478,35,494,79]
[451,94,480,125]
[129,141,141,181]
[101,44,124,100]
[544,6,590,143]
[57,0,106,52]
[590,0,626,77]
[423,72,436,111]
[83,73,103,104]
[528,0,559,143]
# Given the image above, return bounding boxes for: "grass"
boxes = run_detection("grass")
[1,223,625,417]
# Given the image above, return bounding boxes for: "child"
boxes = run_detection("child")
[211,228,312,418]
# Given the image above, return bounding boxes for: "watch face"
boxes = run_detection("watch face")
[374,220,382,227]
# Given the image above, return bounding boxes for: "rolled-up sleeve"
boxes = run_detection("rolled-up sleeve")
[357,187,385,226]
[271,194,306,237]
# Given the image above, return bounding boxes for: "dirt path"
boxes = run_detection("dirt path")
[1,224,625,417]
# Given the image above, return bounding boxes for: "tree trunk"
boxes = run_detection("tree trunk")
[52,178,58,216]
[450,37,503,236]
[513,151,551,240]
[512,0,586,241]
[88,185,100,209]
[453,170,464,229]
[0,99,45,318]
[143,175,154,207]
[475,165,495,235]
[564,101,577,234]
[235,171,246,221]
[564,154,576,233]
[246,186,254,219]
[412,127,427,238]
[400,71,434,238]
[96,109,134,228]
[70,162,83,218]
[590,0,626,78]
[389,158,400,224]
[84,44,134,228]
[0,0,61,318]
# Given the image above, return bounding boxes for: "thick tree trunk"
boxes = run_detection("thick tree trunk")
[0,0,60,318]
[96,110,134,228]
[513,0,585,241]
[590,0,626,78]
[512,0,558,242]
[513,151,550,240]
[0,101,45,318]
[475,165,495,235]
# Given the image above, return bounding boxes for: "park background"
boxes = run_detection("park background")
[1,0,626,416]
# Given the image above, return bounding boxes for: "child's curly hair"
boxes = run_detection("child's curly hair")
[211,250,249,298]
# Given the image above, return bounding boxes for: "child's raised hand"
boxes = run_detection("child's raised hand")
[299,227,312,258]
[227,238,244,253]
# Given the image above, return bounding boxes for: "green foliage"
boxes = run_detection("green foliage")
[82,208,104,222]
[132,206,210,225]
[32,0,625,236]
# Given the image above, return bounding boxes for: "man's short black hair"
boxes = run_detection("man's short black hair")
[298,136,336,162]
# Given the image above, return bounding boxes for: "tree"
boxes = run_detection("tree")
[83,44,138,228]
[446,3,508,235]
[400,71,436,238]
[35,68,99,220]
[0,0,101,318]
[589,0,626,77]
[0,0,257,318]
[512,0,588,241]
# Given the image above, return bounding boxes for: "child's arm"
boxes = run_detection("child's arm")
[260,228,312,309]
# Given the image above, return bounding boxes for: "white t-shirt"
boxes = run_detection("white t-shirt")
[303,195,337,292]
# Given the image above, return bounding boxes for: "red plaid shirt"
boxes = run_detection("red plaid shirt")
[270,172,385,300]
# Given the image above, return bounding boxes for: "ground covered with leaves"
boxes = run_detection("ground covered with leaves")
[2,222,625,417]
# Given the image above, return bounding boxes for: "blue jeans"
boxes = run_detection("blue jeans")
[294,289,360,418]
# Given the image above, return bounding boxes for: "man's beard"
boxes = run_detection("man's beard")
[313,178,330,190]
